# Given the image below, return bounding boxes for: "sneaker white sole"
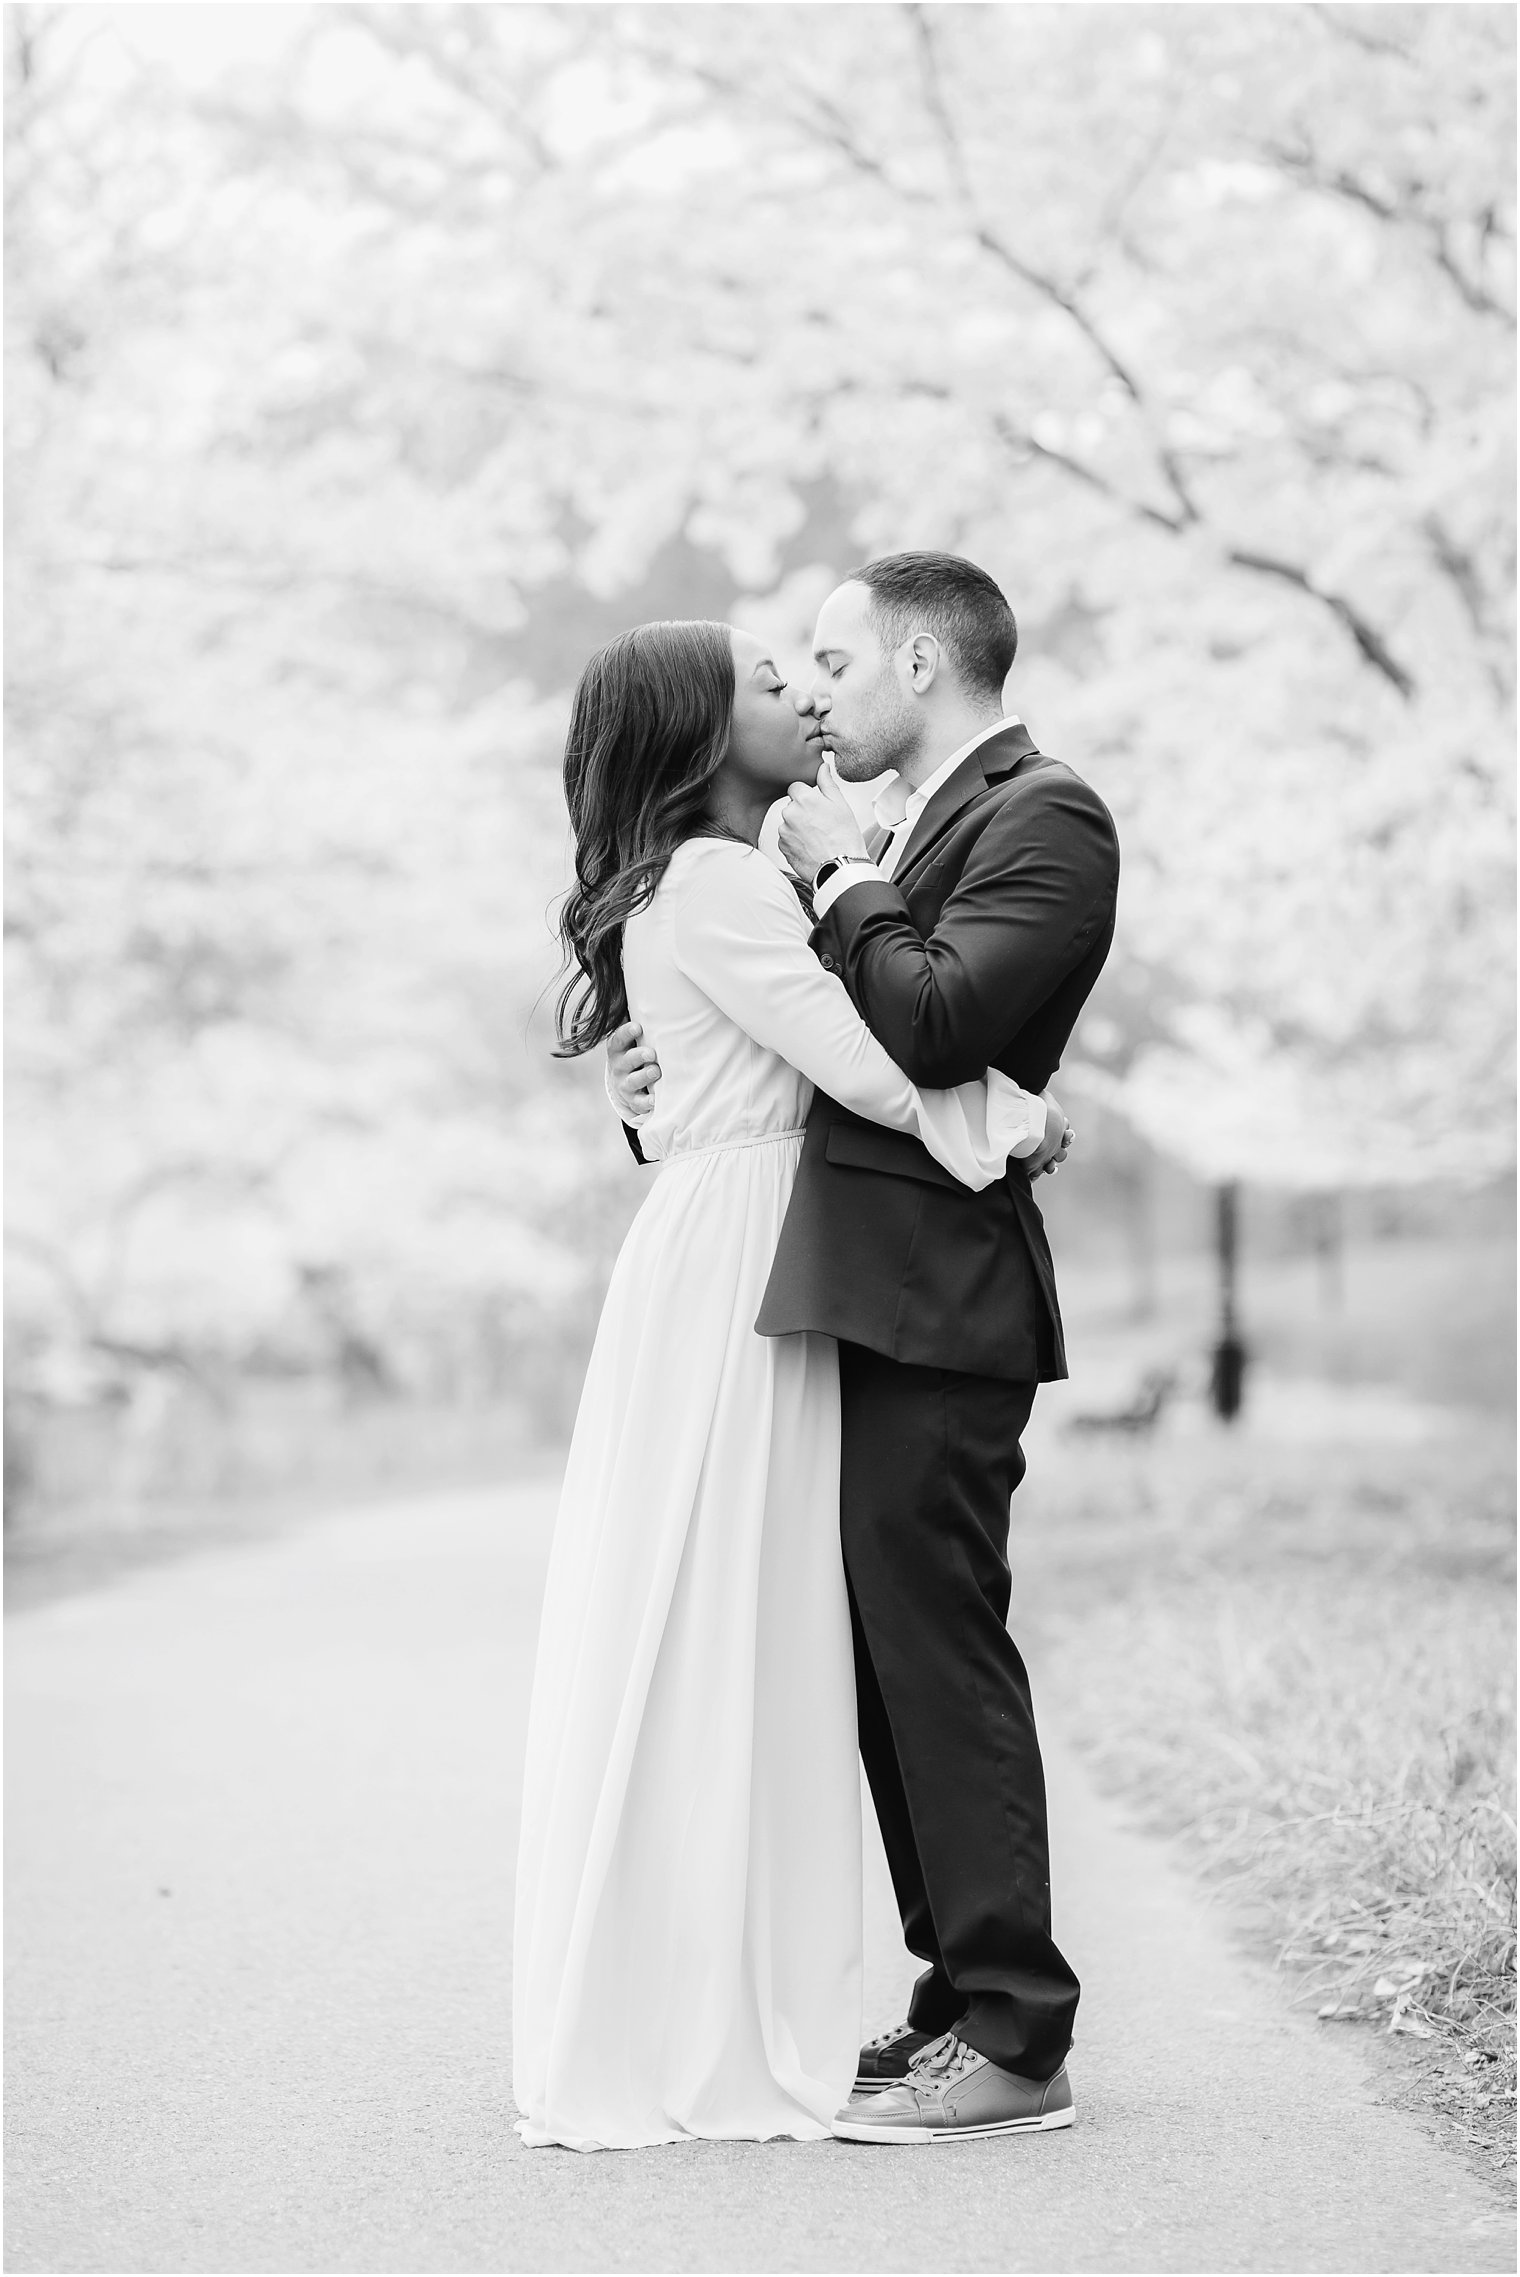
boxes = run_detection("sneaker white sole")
[832,2105,1075,2145]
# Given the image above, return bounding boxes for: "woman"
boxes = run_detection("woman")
[512,620,1053,2152]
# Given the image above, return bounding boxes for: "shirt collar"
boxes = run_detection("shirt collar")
[871,715,1024,834]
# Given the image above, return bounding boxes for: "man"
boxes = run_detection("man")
[607,552,1119,2143]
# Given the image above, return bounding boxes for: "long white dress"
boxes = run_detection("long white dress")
[511,838,1041,2152]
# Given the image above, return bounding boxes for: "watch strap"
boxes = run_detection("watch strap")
[813,855,875,891]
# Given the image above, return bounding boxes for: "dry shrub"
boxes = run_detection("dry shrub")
[1063,1575,1513,2046]
[1018,1412,1516,2146]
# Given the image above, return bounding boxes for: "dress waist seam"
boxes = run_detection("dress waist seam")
[653,1129,807,1163]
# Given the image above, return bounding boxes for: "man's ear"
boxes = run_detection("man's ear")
[906,633,941,693]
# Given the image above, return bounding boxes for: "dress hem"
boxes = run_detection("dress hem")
[514,2112,837,2153]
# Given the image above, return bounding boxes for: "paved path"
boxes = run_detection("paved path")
[6,1482,1513,2274]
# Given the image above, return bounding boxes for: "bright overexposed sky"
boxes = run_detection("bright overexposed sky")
[78,2,313,84]
[59,2,732,183]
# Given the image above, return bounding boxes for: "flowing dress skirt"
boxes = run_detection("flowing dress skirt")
[512,1132,862,2150]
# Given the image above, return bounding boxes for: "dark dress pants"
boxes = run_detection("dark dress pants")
[838,1339,1080,2082]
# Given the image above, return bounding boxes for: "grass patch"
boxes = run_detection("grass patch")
[1015,1399,1516,2168]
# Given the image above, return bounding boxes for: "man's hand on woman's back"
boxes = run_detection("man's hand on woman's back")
[607,1020,662,1124]
[1026,1091,1075,1179]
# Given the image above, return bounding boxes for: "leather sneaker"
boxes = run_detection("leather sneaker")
[833,2033,1075,2143]
[853,2021,939,2094]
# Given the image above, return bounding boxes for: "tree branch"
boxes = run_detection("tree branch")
[907,4,1202,530]
[1224,549,1415,697]
[994,415,1417,697]
[629,10,1424,700]
[992,414,1187,535]
[1266,141,1515,325]
[349,2,560,178]
[1422,513,1487,637]
[1311,4,1417,64]
[1431,219,1514,324]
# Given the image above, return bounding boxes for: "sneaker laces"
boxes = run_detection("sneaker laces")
[911,2033,981,2084]
[861,2022,912,2054]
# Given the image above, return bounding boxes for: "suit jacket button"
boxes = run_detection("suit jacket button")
[820,953,837,971]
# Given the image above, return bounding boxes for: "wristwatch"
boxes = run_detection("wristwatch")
[813,855,877,892]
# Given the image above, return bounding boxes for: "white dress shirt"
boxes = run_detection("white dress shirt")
[808,714,1047,1160]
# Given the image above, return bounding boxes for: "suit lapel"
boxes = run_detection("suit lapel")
[892,722,1040,886]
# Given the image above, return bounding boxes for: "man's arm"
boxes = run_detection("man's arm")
[810,775,1119,1089]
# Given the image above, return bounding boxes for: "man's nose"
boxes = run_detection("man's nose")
[799,686,830,717]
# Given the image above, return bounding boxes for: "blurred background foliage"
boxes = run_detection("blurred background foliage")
[5,1,1515,1528]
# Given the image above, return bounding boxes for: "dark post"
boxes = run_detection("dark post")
[1120,1146,1158,1324]
[1313,1190,1344,1315]
[1210,1180,1248,1421]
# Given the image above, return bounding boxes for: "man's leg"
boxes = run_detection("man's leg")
[846,1569,964,2037]
[838,1339,1080,2082]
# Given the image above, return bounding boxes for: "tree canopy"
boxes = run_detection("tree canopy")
[6,2,1514,1406]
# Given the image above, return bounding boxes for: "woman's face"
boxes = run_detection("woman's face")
[726,628,819,793]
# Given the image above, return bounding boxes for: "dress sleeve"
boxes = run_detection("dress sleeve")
[671,847,1043,1192]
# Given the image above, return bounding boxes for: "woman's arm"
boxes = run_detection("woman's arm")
[671,848,1045,1191]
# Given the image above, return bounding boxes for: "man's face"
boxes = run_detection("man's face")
[803,581,923,783]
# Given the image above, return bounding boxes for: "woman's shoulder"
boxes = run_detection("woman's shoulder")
[630,838,735,925]
[665,833,761,871]
[664,836,809,942]
[662,835,747,876]
[665,836,796,903]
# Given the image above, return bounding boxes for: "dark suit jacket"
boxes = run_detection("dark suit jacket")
[752,723,1119,1383]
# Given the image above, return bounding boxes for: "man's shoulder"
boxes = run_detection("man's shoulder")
[973,749,1118,846]
[989,747,1106,805]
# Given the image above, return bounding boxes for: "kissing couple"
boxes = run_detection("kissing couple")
[513,551,1120,2151]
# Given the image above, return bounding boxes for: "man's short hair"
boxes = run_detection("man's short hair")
[845,551,1018,697]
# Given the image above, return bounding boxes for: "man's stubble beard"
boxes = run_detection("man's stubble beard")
[827,681,923,784]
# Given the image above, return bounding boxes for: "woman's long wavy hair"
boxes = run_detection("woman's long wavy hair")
[555,619,736,1057]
